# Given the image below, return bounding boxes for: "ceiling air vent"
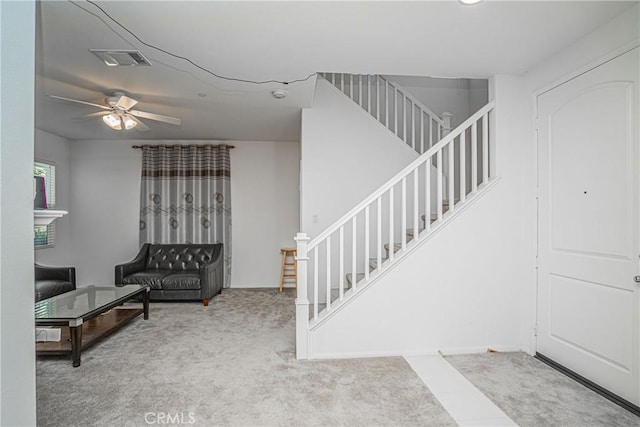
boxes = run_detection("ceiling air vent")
[89,49,152,67]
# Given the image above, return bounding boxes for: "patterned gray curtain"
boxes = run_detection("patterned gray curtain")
[139,144,232,287]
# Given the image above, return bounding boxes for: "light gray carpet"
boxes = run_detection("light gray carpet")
[37,289,455,427]
[445,352,640,427]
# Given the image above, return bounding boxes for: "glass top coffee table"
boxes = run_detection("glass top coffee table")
[35,284,149,367]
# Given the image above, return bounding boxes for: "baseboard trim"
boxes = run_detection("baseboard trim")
[437,345,522,356]
[535,352,640,417]
[308,345,522,361]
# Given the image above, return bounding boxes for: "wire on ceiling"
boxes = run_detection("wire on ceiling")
[69,1,273,95]
[82,0,317,86]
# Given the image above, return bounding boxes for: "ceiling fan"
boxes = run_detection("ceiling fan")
[50,92,181,131]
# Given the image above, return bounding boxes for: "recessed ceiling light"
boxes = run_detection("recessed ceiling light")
[459,0,484,4]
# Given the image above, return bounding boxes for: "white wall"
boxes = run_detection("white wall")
[68,140,140,286]
[301,79,418,239]
[386,76,489,128]
[492,74,533,354]
[0,1,37,425]
[469,79,490,117]
[229,141,300,288]
[68,139,300,288]
[34,129,73,266]
[525,5,639,95]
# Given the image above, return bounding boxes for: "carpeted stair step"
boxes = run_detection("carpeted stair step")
[345,255,391,286]
[345,273,365,286]
[383,229,416,257]
[368,257,386,271]
[419,199,459,226]
[421,213,439,225]
[316,282,355,313]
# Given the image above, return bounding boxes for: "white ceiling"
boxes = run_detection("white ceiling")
[35,0,637,142]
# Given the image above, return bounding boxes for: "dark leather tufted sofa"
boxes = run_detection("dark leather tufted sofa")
[115,243,223,306]
[35,264,76,302]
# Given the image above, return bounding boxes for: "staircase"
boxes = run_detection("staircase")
[320,73,449,156]
[295,74,496,360]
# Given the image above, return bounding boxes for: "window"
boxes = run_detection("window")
[34,161,56,248]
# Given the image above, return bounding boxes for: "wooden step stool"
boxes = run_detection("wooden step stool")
[279,248,297,292]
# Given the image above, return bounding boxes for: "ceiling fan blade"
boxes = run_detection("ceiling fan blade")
[129,109,181,126]
[115,95,138,111]
[129,115,151,132]
[50,95,110,110]
[84,111,110,118]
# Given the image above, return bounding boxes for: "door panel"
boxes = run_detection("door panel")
[550,83,633,259]
[537,48,639,405]
[549,274,633,371]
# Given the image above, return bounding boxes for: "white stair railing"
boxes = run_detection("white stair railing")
[321,73,446,155]
[295,101,495,357]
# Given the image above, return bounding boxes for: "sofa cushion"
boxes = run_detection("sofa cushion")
[122,270,173,289]
[146,244,216,271]
[35,280,74,302]
[161,272,201,290]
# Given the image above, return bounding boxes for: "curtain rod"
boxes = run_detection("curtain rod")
[132,144,235,149]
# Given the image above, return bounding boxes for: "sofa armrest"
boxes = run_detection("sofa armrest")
[199,244,224,299]
[115,244,150,285]
[35,264,76,288]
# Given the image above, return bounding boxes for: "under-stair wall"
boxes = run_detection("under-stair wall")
[307,180,523,358]
[300,78,420,239]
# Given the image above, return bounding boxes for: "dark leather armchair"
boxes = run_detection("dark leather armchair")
[115,243,223,306]
[35,263,76,302]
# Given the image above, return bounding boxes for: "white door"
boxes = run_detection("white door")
[537,48,640,405]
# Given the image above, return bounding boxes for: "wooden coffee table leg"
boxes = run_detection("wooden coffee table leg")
[143,288,149,320]
[69,325,82,367]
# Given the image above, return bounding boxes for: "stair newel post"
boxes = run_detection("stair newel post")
[294,232,310,360]
[441,112,453,136]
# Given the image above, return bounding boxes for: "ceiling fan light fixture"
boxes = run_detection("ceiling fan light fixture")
[103,113,122,130]
[52,92,180,131]
[123,115,138,130]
